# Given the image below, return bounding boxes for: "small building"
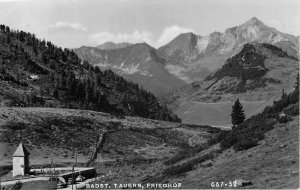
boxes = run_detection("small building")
[13,143,30,177]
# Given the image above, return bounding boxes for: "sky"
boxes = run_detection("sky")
[0,0,299,48]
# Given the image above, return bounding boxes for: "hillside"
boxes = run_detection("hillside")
[0,24,180,122]
[159,17,299,82]
[1,77,297,189]
[205,43,297,93]
[146,84,298,188]
[165,43,299,125]
[0,107,221,180]
[74,43,185,96]
[162,116,299,188]
[85,83,299,189]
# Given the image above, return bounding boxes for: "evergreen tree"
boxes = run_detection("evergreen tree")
[231,99,245,126]
[53,88,59,99]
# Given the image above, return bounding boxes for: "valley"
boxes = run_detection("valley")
[171,99,271,126]
[166,42,299,125]
[74,17,299,126]
[0,11,299,190]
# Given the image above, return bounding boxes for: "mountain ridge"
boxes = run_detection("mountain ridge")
[96,41,133,50]
[164,42,299,125]
[159,17,299,82]
[75,42,185,96]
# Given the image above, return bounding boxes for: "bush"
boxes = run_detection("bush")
[163,162,194,176]
[277,115,292,123]
[164,143,215,165]
[233,138,259,151]
[2,120,27,130]
[283,103,299,116]
[220,133,238,150]
[164,147,199,165]
[163,152,215,176]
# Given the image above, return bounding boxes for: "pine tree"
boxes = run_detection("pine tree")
[53,88,59,100]
[231,99,245,126]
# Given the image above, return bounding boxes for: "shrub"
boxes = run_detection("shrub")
[233,138,259,151]
[164,147,198,165]
[277,115,292,123]
[220,133,238,150]
[164,144,212,165]
[283,103,299,116]
[2,120,27,130]
[163,152,215,176]
[163,162,194,176]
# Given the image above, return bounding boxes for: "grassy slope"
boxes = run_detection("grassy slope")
[166,116,299,189]
[0,107,220,171]
[174,98,279,127]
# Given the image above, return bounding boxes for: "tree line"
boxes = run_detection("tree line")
[0,24,181,122]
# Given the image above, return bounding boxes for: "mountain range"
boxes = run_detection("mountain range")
[74,17,299,125]
[96,42,132,50]
[160,17,298,81]
[0,17,298,189]
[75,43,185,96]
[75,17,299,97]
[165,42,298,125]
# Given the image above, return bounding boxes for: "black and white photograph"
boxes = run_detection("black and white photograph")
[0,0,299,189]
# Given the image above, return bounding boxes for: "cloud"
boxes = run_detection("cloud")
[48,22,88,32]
[155,25,194,47]
[90,30,153,45]
[89,25,194,47]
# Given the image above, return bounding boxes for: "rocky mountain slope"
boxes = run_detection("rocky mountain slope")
[75,43,185,96]
[164,43,299,125]
[205,43,298,93]
[75,17,298,97]
[160,17,299,82]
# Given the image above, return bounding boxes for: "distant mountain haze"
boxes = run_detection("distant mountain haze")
[95,42,133,50]
[75,17,299,97]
